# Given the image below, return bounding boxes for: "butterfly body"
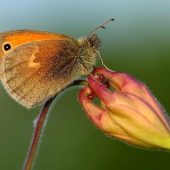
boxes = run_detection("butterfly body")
[0,30,100,108]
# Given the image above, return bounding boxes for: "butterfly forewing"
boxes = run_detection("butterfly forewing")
[2,39,80,108]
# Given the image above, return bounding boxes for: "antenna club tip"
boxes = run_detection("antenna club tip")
[111,18,114,21]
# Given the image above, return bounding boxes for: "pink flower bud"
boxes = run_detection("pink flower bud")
[79,67,170,150]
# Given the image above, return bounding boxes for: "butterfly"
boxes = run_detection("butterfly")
[0,19,113,108]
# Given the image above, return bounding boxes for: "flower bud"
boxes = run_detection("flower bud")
[79,67,170,150]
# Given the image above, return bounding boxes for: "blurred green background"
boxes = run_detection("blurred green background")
[0,0,170,169]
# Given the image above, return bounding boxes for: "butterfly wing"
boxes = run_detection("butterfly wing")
[0,30,75,77]
[1,39,80,108]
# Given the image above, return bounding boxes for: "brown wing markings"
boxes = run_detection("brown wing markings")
[0,45,38,78]
[3,45,40,95]
[51,57,76,77]
[3,41,50,84]
[3,39,79,107]
[19,55,77,107]
[17,57,77,107]
[6,55,76,107]
[5,60,50,99]
[3,44,39,72]
[18,78,52,107]
[7,67,45,95]
[5,60,28,75]
[4,64,52,107]
[1,60,28,82]
[6,43,58,89]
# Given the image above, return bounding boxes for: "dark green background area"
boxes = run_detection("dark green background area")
[0,0,170,169]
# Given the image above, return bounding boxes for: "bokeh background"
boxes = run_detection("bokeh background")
[0,0,170,169]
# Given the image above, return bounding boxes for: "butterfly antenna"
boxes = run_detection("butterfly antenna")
[88,18,114,38]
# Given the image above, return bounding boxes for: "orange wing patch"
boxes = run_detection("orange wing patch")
[5,31,71,47]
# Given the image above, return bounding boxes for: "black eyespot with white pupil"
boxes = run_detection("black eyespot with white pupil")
[4,43,11,51]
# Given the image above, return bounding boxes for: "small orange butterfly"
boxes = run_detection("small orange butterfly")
[0,19,114,108]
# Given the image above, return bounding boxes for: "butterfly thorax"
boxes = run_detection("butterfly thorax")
[77,34,101,75]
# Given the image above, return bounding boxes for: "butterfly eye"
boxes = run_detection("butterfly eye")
[3,43,11,51]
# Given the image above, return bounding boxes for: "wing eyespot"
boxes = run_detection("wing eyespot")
[3,43,11,51]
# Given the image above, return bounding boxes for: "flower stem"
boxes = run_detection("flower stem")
[24,97,54,170]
